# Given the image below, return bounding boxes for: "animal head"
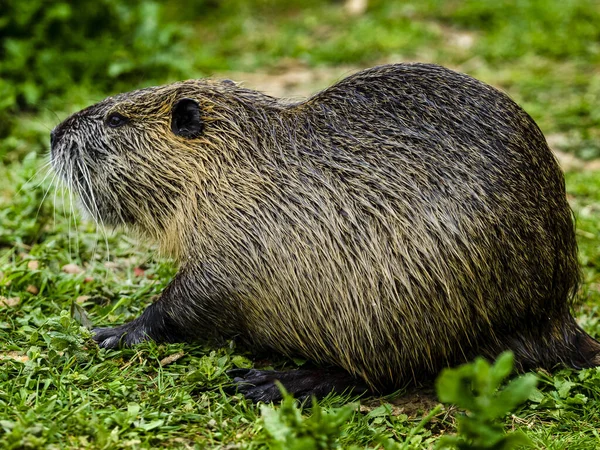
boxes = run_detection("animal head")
[50,79,268,253]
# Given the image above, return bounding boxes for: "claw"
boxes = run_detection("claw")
[228,369,284,402]
[226,368,252,378]
[92,323,149,349]
[228,368,369,402]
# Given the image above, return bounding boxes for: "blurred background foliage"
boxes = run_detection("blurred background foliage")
[1,2,600,448]
[1,0,600,162]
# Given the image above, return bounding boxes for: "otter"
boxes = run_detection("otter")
[50,63,600,402]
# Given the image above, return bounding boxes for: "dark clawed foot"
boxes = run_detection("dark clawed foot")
[92,321,151,349]
[91,302,181,349]
[228,368,370,403]
[229,368,288,403]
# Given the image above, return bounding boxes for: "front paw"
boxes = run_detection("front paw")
[93,322,150,349]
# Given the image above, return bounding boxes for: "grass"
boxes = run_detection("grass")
[1,1,600,448]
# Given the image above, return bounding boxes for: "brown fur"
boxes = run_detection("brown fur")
[51,63,600,393]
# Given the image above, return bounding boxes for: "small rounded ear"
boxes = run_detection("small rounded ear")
[171,98,204,138]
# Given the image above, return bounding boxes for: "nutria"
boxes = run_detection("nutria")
[50,63,600,402]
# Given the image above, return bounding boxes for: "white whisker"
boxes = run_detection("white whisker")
[77,158,111,262]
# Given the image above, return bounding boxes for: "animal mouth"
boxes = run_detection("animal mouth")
[52,140,82,189]
[51,136,136,227]
[51,139,101,220]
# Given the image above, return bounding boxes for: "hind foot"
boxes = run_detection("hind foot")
[229,368,369,403]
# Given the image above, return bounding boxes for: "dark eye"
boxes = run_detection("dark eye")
[106,113,128,128]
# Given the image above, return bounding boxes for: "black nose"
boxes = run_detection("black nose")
[50,129,57,147]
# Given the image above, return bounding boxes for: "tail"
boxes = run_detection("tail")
[506,313,600,372]
[569,324,600,369]
[544,203,600,369]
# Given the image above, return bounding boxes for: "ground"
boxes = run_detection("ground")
[1,1,600,448]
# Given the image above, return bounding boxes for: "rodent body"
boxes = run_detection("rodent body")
[51,63,600,399]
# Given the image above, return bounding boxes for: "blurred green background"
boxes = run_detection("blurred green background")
[1,1,600,448]
[2,0,600,162]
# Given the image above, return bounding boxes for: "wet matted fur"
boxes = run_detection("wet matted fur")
[51,63,600,401]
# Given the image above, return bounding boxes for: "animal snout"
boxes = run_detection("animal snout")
[50,126,66,152]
